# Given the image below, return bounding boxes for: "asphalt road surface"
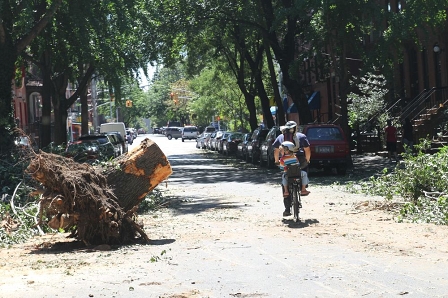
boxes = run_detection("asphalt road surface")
[0,133,447,298]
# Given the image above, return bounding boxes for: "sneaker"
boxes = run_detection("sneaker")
[283,209,291,216]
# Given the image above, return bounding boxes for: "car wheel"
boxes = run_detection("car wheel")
[167,134,172,140]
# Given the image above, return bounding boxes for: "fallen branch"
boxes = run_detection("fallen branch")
[10,181,24,226]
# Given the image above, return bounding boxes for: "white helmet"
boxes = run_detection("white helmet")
[284,121,297,129]
[281,141,295,152]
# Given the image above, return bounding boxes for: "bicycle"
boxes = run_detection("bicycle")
[286,164,303,222]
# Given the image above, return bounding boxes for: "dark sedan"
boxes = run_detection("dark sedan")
[65,140,101,164]
[246,128,269,164]
[77,134,119,159]
[236,133,251,159]
[222,132,244,156]
[259,126,282,168]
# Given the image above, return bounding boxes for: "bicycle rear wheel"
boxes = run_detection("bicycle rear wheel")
[291,183,300,222]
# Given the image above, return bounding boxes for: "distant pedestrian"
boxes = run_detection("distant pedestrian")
[402,118,414,153]
[385,119,398,162]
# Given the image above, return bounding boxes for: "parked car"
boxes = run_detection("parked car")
[105,132,127,154]
[182,126,199,142]
[260,126,282,168]
[222,132,244,156]
[246,128,269,164]
[65,140,101,164]
[153,127,161,134]
[300,123,350,175]
[126,130,134,145]
[77,134,118,159]
[204,126,216,133]
[137,128,146,134]
[126,128,136,141]
[236,133,251,159]
[165,127,182,140]
[103,132,125,156]
[210,131,225,151]
[131,128,138,139]
[205,132,217,150]
[216,132,231,153]
[196,132,210,149]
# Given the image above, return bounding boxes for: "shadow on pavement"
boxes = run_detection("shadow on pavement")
[167,150,398,188]
[163,194,243,216]
[282,218,319,229]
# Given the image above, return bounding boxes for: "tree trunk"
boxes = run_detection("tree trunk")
[0,43,17,154]
[41,51,53,148]
[26,137,172,245]
[103,138,173,211]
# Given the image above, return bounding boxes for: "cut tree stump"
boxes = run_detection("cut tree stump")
[103,138,172,211]
[25,138,172,245]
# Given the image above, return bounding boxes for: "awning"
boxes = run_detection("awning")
[283,97,298,114]
[308,91,321,110]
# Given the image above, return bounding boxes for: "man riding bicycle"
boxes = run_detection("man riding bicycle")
[273,121,311,217]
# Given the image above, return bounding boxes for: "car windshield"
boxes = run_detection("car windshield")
[230,133,243,140]
[67,142,98,153]
[306,127,343,141]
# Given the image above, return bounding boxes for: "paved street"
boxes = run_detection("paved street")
[0,133,447,297]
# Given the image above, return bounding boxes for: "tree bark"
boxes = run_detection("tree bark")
[103,138,173,211]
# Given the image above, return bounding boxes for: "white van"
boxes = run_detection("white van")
[100,122,126,138]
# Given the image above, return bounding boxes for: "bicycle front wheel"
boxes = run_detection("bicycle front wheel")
[291,183,300,222]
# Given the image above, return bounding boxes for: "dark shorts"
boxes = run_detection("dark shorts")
[386,141,397,152]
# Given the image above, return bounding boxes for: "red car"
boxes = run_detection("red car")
[301,124,350,175]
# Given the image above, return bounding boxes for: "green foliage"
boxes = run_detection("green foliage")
[189,65,255,131]
[356,141,448,224]
[0,203,41,248]
[348,72,388,130]
[138,189,166,214]
[40,142,67,155]
[144,65,187,126]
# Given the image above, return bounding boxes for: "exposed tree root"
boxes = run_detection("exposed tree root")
[26,151,148,245]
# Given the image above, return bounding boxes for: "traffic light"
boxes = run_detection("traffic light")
[126,100,133,107]
[110,93,115,102]
[171,92,179,105]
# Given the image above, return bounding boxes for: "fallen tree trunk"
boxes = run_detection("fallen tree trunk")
[104,138,172,211]
[25,138,172,245]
